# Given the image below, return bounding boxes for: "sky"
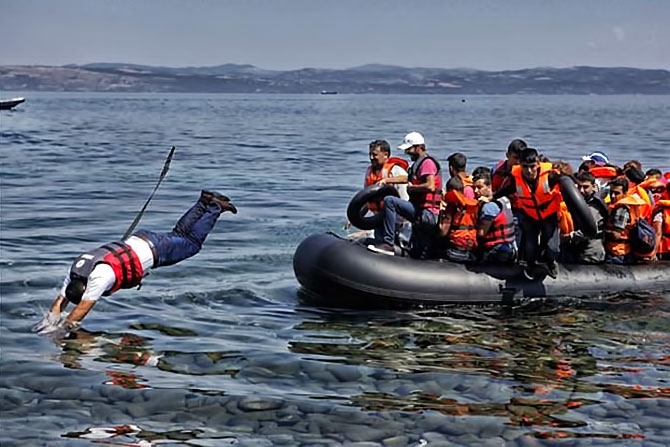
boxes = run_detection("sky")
[1,0,668,70]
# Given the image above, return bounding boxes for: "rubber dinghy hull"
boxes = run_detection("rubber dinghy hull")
[293,233,670,308]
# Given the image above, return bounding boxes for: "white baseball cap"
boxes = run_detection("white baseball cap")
[397,132,425,151]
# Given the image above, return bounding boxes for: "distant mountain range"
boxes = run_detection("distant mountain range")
[1,63,669,94]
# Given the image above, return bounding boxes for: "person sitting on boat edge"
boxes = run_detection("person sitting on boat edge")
[364,139,409,200]
[560,171,608,264]
[651,178,670,261]
[471,172,517,264]
[367,131,442,259]
[33,190,238,334]
[604,177,653,265]
[494,147,561,279]
[350,139,410,241]
[437,177,479,263]
[446,152,475,199]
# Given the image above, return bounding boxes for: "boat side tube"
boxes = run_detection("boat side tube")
[558,175,599,238]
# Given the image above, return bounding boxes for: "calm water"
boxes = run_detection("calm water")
[1,93,670,446]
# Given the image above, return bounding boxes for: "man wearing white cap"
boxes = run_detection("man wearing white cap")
[579,151,619,196]
[367,132,443,258]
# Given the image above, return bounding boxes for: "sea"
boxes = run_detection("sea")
[1,93,669,447]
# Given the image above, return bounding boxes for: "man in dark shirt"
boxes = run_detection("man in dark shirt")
[561,171,607,264]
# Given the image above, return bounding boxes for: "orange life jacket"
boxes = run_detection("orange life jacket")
[364,157,409,212]
[604,194,650,257]
[630,184,653,206]
[479,196,516,250]
[653,199,670,256]
[511,162,561,221]
[408,155,442,211]
[558,201,574,236]
[589,166,619,181]
[443,190,479,249]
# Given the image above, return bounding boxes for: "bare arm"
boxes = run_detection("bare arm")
[439,209,453,238]
[64,300,97,327]
[50,295,69,315]
[379,175,408,185]
[477,219,493,239]
[652,219,662,260]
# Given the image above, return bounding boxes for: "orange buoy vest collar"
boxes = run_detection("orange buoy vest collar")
[364,157,409,212]
[511,162,561,221]
[589,166,619,180]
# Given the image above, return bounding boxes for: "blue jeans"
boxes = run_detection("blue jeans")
[381,196,438,259]
[134,199,222,268]
[481,242,517,264]
[605,253,634,265]
[444,247,476,263]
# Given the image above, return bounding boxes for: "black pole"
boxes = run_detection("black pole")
[122,146,176,240]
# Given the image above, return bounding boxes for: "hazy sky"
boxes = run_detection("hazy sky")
[1,0,668,70]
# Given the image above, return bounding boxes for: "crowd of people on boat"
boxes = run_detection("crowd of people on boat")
[358,132,670,279]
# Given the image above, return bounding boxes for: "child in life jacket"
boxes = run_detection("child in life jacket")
[438,177,479,263]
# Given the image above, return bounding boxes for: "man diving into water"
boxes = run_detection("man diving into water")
[33,190,237,334]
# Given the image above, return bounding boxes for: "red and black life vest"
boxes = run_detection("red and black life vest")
[408,155,442,211]
[69,241,144,295]
[480,197,516,250]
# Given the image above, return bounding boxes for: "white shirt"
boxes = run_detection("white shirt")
[59,236,155,302]
[389,165,410,201]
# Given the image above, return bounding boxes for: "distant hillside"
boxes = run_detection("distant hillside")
[1,63,669,94]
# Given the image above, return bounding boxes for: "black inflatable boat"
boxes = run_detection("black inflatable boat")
[293,232,670,308]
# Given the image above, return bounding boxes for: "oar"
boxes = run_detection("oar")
[121,146,175,240]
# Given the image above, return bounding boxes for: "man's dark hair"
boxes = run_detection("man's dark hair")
[369,139,390,156]
[574,171,596,185]
[623,160,642,171]
[519,147,540,165]
[578,160,595,173]
[625,167,645,185]
[471,166,491,179]
[445,176,465,192]
[645,168,662,178]
[447,152,467,173]
[609,176,629,193]
[472,173,492,186]
[507,138,527,156]
[65,278,87,305]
